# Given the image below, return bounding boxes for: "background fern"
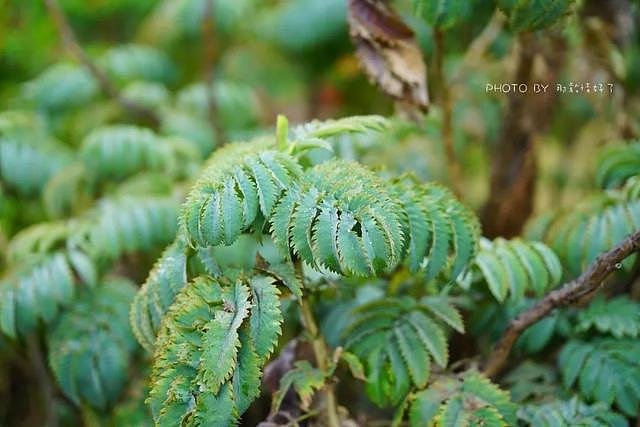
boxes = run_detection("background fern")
[558,338,640,416]
[48,278,137,410]
[408,370,518,427]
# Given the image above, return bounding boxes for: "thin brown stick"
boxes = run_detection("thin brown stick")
[26,335,59,427]
[201,0,225,145]
[433,28,463,198]
[483,229,640,378]
[293,261,341,427]
[43,0,160,129]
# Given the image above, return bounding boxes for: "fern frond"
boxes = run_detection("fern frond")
[42,163,90,218]
[526,183,639,277]
[467,238,562,302]
[342,296,453,406]
[22,63,98,112]
[272,160,404,276]
[0,249,96,338]
[175,81,260,132]
[182,140,302,247]
[122,81,171,111]
[291,115,388,141]
[85,196,179,261]
[412,0,474,29]
[393,179,480,282]
[48,278,137,409]
[596,140,640,189]
[577,296,640,338]
[498,0,574,32]
[161,109,216,157]
[502,361,558,403]
[130,239,188,352]
[260,0,347,52]
[148,275,283,424]
[98,44,177,84]
[409,370,517,427]
[558,338,640,416]
[518,396,629,427]
[81,125,174,182]
[272,361,327,412]
[0,137,72,196]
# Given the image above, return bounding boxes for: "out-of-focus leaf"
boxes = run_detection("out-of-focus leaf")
[348,0,429,111]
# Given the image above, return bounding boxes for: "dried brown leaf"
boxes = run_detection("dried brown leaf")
[348,0,429,111]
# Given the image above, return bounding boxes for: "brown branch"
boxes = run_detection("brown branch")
[201,0,225,145]
[483,229,640,378]
[481,33,565,238]
[433,28,462,198]
[43,0,160,129]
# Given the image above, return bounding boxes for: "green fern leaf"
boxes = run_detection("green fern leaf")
[201,281,251,394]
[292,115,388,140]
[130,239,188,351]
[272,361,326,412]
[87,196,179,261]
[558,338,640,416]
[149,273,287,423]
[0,249,96,338]
[408,370,516,427]
[343,296,453,406]
[413,0,473,29]
[48,278,137,409]
[470,238,562,301]
[519,396,629,427]
[249,276,283,361]
[81,125,173,182]
[577,296,640,338]
[98,44,177,84]
[595,140,640,189]
[498,0,574,32]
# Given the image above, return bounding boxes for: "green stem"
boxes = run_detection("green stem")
[299,297,341,427]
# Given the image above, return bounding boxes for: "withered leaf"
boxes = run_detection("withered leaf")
[348,0,429,111]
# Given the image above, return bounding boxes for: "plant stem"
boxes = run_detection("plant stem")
[298,298,341,427]
[201,0,225,145]
[433,28,462,198]
[26,334,59,427]
[43,0,160,129]
[483,229,640,378]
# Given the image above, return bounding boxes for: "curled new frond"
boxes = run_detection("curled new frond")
[342,296,458,406]
[85,196,179,261]
[596,140,640,189]
[408,370,518,427]
[130,239,188,352]
[80,125,174,182]
[559,338,640,416]
[576,296,640,338]
[148,275,283,425]
[519,396,629,427]
[48,278,137,410]
[464,237,562,302]
[271,160,404,276]
[291,115,388,141]
[0,249,96,338]
[182,140,302,248]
